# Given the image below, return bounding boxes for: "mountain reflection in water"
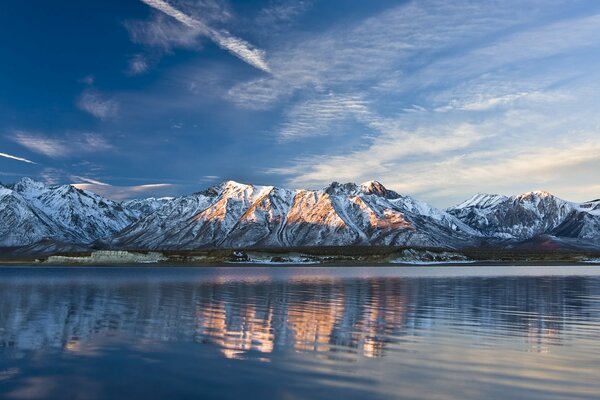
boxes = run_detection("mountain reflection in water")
[0,266,599,400]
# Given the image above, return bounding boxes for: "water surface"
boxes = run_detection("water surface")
[1,265,599,399]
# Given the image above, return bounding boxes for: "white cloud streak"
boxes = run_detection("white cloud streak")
[77,90,118,120]
[0,152,37,164]
[11,131,112,158]
[72,182,175,201]
[0,153,37,164]
[139,0,270,72]
[70,176,110,186]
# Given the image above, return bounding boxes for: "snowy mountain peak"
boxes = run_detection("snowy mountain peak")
[0,185,13,197]
[222,180,251,189]
[453,193,508,209]
[12,177,49,196]
[322,180,396,197]
[448,189,587,241]
[4,178,137,244]
[516,190,555,201]
[2,177,600,251]
[324,182,360,196]
[360,180,399,198]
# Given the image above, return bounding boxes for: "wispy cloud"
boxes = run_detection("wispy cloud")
[269,122,485,188]
[278,94,371,140]
[0,152,37,164]
[12,132,67,158]
[77,89,118,120]
[268,80,600,206]
[39,168,64,185]
[126,13,202,50]
[11,131,112,158]
[214,0,600,205]
[254,0,312,35]
[138,0,270,72]
[227,0,547,110]
[256,0,311,25]
[70,176,110,186]
[72,182,175,201]
[128,54,149,75]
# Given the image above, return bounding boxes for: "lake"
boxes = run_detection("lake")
[0,265,599,399]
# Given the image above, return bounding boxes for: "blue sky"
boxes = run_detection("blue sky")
[1,0,600,207]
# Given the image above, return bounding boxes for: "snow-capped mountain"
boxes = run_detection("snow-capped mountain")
[123,197,174,219]
[447,190,600,243]
[0,185,65,247]
[1,178,599,252]
[10,178,137,244]
[579,199,600,215]
[110,180,480,250]
[112,192,217,249]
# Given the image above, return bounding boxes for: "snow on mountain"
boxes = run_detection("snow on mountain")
[452,193,509,210]
[112,181,285,249]
[110,192,218,249]
[111,180,480,250]
[579,199,600,215]
[448,190,598,241]
[0,185,65,247]
[123,197,174,219]
[2,178,599,251]
[11,177,137,243]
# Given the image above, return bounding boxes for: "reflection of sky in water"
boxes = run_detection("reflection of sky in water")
[0,266,599,399]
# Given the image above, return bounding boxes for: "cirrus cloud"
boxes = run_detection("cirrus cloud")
[10,131,113,159]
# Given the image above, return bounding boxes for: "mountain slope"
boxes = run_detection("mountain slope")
[12,178,136,243]
[448,190,600,243]
[110,181,480,250]
[123,197,174,219]
[0,185,65,247]
[2,178,599,252]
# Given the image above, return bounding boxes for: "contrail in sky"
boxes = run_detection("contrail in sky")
[139,0,271,72]
[0,152,37,164]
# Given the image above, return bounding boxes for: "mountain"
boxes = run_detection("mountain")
[579,199,600,214]
[110,180,480,250]
[123,197,174,219]
[447,190,600,244]
[11,178,137,243]
[1,178,599,253]
[0,185,65,247]
[110,192,217,249]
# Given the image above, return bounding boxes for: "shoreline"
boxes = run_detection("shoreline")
[1,260,599,268]
[1,247,599,268]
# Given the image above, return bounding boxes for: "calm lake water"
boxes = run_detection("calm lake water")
[1,265,600,399]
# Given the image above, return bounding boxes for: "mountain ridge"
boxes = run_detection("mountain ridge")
[1,178,599,253]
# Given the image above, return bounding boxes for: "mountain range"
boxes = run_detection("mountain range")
[1,177,599,254]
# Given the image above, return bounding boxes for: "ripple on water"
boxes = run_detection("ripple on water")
[0,266,599,399]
